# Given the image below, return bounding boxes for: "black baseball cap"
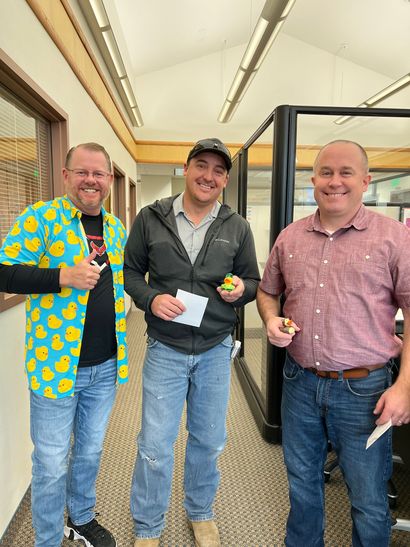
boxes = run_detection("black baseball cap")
[187,138,232,171]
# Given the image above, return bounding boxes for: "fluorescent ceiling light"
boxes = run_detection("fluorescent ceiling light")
[102,29,126,78]
[89,0,109,28]
[254,20,284,70]
[131,106,144,128]
[218,0,296,123]
[227,68,247,102]
[241,19,269,70]
[83,0,144,127]
[334,72,410,125]
[120,77,136,108]
[365,74,410,105]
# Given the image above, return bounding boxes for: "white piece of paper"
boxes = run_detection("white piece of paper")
[366,419,392,450]
[171,289,208,328]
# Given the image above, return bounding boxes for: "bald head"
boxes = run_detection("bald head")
[313,140,369,175]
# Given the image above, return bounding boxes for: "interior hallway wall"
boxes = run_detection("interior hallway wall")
[0,0,137,536]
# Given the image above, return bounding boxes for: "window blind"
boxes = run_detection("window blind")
[0,85,51,241]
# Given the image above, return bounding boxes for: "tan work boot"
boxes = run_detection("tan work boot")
[190,520,221,547]
[134,538,160,546]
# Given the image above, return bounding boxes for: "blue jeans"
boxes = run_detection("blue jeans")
[281,354,393,547]
[30,356,117,547]
[131,336,232,539]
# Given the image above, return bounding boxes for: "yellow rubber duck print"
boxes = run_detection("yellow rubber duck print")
[26,318,32,333]
[109,253,122,266]
[10,222,21,236]
[31,376,41,390]
[118,365,128,379]
[39,256,50,268]
[35,346,49,361]
[78,293,88,306]
[55,355,70,373]
[53,223,62,236]
[42,366,55,382]
[116,318,126,332]
[65,326,81,342]
[48,314,63,329]
[4,242,22,258]
[117,344,126,361]
[59,287,72,298]
[70,342,82,357]
[23,216,38,233]
[32,201,45,210]
[27,336,34,350]
[58,378,74,393]
[62,302,78,320]
[117,270,124,284]
[51,334,64,351]
[115,297,125,314]
[31,308,41,322]
[35,325,47,339]
[49,241,65,257]
[66,230,80,245]
[40,294,54,309]
[73,252,83,265]
[43,386,57,399]
[27,358,36,372]
[43,208,56,221]
[24,237,41,253]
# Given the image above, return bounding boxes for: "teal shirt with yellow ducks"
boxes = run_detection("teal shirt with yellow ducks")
[0,196,128,398]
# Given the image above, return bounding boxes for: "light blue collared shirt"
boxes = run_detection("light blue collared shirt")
[173,192,221,264]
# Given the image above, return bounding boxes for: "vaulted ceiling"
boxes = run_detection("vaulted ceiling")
[82,0,410,144]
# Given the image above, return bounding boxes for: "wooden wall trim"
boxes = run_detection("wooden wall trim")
[26,0,138,161]
[135,140,410,170]
[134,141,242,165]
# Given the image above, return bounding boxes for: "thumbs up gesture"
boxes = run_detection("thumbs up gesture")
[59,249,101,290]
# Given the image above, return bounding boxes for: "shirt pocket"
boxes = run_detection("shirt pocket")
[281,247,311,289]
[342,249,386,295]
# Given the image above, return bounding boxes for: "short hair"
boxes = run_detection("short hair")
[313,140,369,173]
[65,143,112,172]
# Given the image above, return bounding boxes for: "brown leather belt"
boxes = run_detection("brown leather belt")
[307,364,385,379]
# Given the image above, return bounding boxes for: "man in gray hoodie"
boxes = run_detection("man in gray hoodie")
[124,138,259,546]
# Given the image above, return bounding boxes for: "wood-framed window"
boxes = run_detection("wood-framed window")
[0,49,68,312]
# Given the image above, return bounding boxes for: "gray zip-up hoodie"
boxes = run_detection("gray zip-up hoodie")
[124,194,260,355]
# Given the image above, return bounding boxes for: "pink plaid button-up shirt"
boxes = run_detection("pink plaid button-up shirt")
[260,205,410,370]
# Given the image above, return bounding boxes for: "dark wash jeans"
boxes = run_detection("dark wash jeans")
[281,353,392,547]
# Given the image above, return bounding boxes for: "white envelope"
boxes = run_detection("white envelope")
[366,419,392,450]
[171,289,208,328]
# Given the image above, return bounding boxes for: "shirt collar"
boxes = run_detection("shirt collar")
[308,204,369,234]
[173,192,221,219]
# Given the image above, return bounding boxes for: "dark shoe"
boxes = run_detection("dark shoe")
[64,517,116,547]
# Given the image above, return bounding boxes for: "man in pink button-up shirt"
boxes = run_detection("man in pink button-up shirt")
[257,140,410,547]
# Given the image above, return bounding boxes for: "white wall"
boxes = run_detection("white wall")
[140,175,173,209]
[0,0,137,536]
[0,304,31,534]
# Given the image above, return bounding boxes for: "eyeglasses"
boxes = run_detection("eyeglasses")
[66,168,111,181]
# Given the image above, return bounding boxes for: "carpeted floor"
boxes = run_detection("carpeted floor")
[2,310,410,546]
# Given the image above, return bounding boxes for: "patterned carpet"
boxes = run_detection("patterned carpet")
[2,310,410,546]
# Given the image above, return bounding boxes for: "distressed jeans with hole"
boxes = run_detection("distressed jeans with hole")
[131,336,232,539]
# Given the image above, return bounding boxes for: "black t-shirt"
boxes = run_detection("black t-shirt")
[78,213,117,366]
